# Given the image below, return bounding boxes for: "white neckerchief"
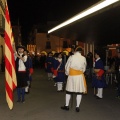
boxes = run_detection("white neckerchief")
[96,57,100,62]
[58,58,62,62]
[18,52,23,56]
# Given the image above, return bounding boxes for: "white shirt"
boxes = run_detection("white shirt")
[15,52,27,71]
[65,52,86,75]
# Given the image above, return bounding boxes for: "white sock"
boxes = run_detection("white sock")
[27,81,30,86]
[65,94,71,106]
[76,95,82,107]
[59,82,63,90]
[99,88,103,98]
[96,88,99,97]
[57,82,63,90]
[25,86,29,92]
[57,83,60,90]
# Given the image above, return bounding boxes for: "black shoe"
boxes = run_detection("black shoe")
[76,107,80,112]
[25,91,29,94]
[21,100,25,103]
[60,90,64,92]
[17,100,21,102]
[94,94,97,97]
[116,96,120,99]
[61,105,69,111]
[96,96,102,99]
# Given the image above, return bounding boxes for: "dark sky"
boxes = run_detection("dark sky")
[7,0,120,45]
[7,0,100,39]
[7,0,100,24]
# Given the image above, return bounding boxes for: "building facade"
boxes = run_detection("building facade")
[35,33,71,54]
[0,0,6,71]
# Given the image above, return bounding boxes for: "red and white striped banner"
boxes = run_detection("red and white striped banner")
[4,2,17,110]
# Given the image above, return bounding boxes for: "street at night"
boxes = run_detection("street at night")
[0,1,120,120]
[0,68,120,120]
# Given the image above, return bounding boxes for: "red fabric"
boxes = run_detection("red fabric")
[53,69,58,76]
[45,63,47,68]
[51,67,54,73]
[97,69,104,77]
[29,68,34,74]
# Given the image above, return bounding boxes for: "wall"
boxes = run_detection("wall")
[35,33,68,54]
[0,0,6,70]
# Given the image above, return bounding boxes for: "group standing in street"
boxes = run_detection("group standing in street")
[11,43,120,113]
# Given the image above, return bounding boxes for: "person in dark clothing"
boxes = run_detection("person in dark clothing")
[92,50,106,99]
[40,53,46,69]
[115,52,120,99]
[45,52,53,80]
[86,52,93,81]
[24,50,33,93]
[14,45,28,103]
[52,53,59,86]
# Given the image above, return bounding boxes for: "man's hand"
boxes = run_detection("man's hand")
[12,42,16,52]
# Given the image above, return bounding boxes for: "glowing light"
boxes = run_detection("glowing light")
[48,0,119,33]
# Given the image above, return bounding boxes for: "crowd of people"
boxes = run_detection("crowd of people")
[12,43,120,112]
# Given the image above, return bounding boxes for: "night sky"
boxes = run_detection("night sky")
[7,0,100,40]
[7,0,120,45]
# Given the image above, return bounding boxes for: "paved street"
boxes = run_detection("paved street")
[0,68,120,120]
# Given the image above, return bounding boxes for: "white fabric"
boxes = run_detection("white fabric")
[96,88,103,98]
[65,52,86,75]
[95,57,100,62]
[65,94,71,106]
[65,52,87,93]
[76,95,82,107]
[57,82,63,91]
[18,54,27,71]
[48,73,53,78]
[15,52,27,71]
[27,81,30,86]
[25,86,29,92]
[66,76,86,93]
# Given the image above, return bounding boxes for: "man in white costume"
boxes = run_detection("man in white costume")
[61,47,87,112]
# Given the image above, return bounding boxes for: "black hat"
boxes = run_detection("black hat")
[24,49,29,53]
[16,45,26,50]
[87,52,93,57]
[94,50,101,56]
[48,52,53,54]
[75,46,83,52]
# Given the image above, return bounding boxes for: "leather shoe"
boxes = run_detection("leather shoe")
[17,100,21,102]
[76,107,80,112]
[61,105,69,111]
[96,96,102,99]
